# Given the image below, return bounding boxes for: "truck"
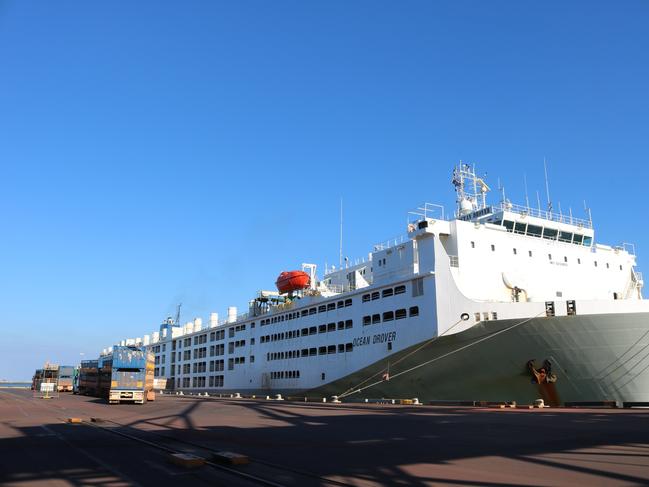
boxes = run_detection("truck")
[31,364,59,391]
[98,346,154,404]
[57,366,75,392]
[76,360,99,396]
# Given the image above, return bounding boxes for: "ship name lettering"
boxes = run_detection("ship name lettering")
[372,332,396,344]
[352,332,397,348]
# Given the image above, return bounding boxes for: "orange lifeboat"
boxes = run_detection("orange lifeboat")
[275,271,310,294]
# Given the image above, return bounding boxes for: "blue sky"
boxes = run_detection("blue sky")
[1,1,648,380]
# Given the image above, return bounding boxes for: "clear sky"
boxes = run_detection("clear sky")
[1,1,648,380]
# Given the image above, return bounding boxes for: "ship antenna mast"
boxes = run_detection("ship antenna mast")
[339,197,343,269]
[544,157,552,214]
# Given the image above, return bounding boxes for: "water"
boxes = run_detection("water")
[0,382,31,388]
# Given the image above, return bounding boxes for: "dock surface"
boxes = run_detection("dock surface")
[1,389,648,486]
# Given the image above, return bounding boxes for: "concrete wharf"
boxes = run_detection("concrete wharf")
[1,389,648,486]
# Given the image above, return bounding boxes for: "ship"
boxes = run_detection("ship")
[112,164,648,406]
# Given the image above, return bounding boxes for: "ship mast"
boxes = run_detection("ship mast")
[452,162,491,217]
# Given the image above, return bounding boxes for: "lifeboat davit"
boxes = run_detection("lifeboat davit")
[276,271,310,294]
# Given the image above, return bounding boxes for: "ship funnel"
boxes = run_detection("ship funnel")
[227,306,237,323]
[210,312,218,328]
[194,317,203,331]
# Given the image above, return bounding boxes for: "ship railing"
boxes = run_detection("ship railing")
[494,202,592,229]
[622,242,636,256]
[408,202,447,222]
[373,234,408,251]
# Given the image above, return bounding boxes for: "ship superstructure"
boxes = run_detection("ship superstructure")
[111,164,648,405]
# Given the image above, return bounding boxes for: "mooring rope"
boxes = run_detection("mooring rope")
[338,310,546,399]
[336,317,467,399]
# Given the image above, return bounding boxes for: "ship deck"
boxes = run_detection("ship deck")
[1,388,649,486]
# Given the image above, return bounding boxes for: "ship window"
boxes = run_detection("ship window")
[394,285,406,295]
[309,327,317,335]
[318,305,326,313]
[318,346,326,355]
[345,298,353,307]
[564,256,568,263]
[301,310,308,317]
[395,309,407,320]
[620,265,623,271]
[491,244,496,251]
[548,254,552,260]
[337,321,345,330]
[301,349,308,357]
[594,261,598,267]
[338,344,345,353]
[475,312,480,322]
[513,248,517,255]
[346,343,353,352]
[301,328,308,336]
[382,288,393,298]
[383,311,394,322]
[526,225,542,237]
[492,312,498,320]
[337,300,344,309]
[483,312,490,321]
[319,325,326,333]
[327,303,336,311]
[559,232,573,243]
[309,347,317,356]
[363,316,371,326]
[606,263,610,269]
[328,345,336,354]
[321,373,326,381]
[345,319,353,329]
[583,236,592,246]
[409,306,420,317]
[362,294,370,302]
[529,251,533,257]
[503,220,515,232]
[515,222,527,234]
[388,342,392,351]
[371,292,380,300]
[309,308,317,315]
[543,228,558,240]
[573,234,583,245]
[327,323,336,332]
[471,241,475,248]
[578,258,581,264]
[372,314,381,324]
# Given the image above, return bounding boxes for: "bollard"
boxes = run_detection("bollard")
[234,392,241,399]
[322,397,327,403]
[412,398,420,405]
[534,399,545,408]
[275,394,284,401]
[266,395,271,400]
[331,396,341,403]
